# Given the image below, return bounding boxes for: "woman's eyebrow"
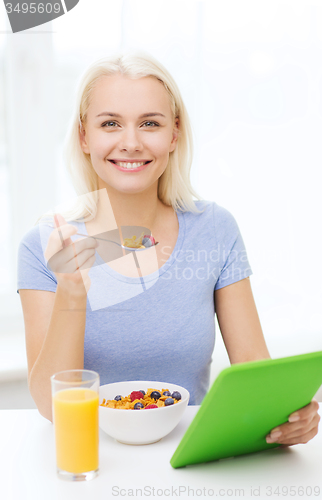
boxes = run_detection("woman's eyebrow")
[96,112,166,118]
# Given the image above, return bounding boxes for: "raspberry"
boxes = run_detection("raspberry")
[145,404,158,409]
[130,391,144,402]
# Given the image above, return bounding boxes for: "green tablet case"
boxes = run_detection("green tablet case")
[170,351,322,468]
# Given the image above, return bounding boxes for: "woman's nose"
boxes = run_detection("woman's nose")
[118,127,143,152]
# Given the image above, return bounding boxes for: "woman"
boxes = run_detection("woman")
[17,52,319,445]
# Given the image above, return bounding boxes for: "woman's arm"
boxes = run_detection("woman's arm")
[19,213,97,422]
[214,276,271,363]
[214,277,320,446]
[20,287,87,422]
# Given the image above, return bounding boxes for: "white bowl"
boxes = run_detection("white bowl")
[99,380,190,445]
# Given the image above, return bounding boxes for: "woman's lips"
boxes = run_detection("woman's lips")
[108,160,152,172]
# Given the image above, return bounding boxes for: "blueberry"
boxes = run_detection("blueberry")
[142,238,152,247]
[114,395,122,401]
[134,402,144,409]
[139,390,146,396]
[171,391,181,400]
[164,398,174,406]
[150,391,161,400]
[162,391,171,396]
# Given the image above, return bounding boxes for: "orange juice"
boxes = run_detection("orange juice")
[53,388,99,473]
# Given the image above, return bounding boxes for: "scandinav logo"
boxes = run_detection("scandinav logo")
[3,0,79,33]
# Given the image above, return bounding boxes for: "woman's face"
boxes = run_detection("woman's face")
[80,73,179,195]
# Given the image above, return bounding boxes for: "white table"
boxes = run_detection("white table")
[0,406,321,500]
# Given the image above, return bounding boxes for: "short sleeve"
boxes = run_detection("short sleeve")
[17,224,57,294]
[213,204,253,291]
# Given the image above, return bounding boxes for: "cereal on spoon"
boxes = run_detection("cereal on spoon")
[122,233,157,249]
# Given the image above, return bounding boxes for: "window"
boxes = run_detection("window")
[0,16,10,295]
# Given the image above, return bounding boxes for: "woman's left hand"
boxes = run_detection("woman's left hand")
[266,399,321,446]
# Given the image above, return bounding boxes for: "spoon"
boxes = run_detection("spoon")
[44,218,159,252]
[75,233,159,251]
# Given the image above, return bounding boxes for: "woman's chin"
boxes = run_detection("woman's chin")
[98,180,153,196]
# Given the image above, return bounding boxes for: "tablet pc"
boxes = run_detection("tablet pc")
[170,350,322,468]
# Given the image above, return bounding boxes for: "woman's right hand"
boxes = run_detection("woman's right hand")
[44,213,98,297]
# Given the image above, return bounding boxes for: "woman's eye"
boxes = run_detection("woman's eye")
[102,121,118,127]
[142,121,158,127]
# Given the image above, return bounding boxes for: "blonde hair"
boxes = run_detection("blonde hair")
[36,51,205,224]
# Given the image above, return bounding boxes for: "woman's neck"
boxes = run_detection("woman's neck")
[86,183,169,236]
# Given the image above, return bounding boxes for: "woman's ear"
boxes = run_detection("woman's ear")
[79,123,90,154]
[169,118,179,153]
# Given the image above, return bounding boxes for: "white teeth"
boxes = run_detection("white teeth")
[116,161,145,169]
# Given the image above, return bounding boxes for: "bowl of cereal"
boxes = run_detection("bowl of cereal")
[99,381,189,445]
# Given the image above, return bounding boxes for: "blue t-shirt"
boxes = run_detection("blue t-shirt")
[17,200,252,405]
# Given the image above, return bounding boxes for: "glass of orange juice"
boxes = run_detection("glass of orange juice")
[51,369,100,481]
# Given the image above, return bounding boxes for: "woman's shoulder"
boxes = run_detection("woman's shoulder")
[187,199,237,224]
[19,223,46,251]
[17,221,60,293]
[17,223,53,275]
[185,200,241,243]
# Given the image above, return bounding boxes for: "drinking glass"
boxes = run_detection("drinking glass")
[51,369,100,481]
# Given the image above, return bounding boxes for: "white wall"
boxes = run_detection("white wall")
[0,2,321,395]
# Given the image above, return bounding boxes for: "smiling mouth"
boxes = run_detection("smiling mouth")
[109,160,152,169]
